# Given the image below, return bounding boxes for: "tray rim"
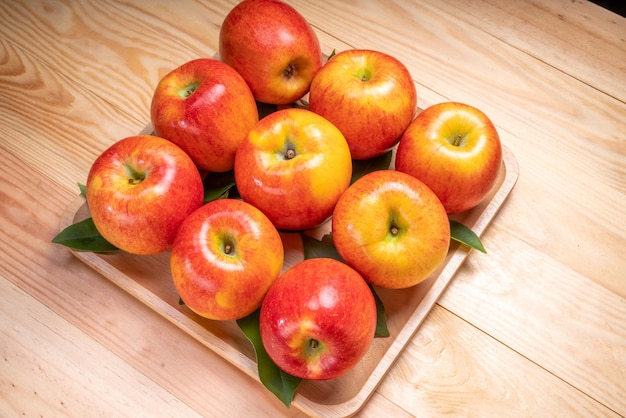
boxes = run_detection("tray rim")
[59,145,519,417]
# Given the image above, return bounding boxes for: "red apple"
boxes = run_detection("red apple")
[86,135,204,255]
[308,49,417,160]
[170,198,284,321]
[219,0,322,105]
[234,107,352,231]
[260,258,376,380]
[332,170,450,289]
[395,102,503,214]
[150,58,258,172]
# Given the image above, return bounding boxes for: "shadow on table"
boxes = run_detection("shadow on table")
[590,0,626,17]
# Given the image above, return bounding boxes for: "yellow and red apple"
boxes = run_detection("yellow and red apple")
[395,102,503,214]
[219,0,322,105]
[332,170,450,289]
[309,49,417,160]
[234,107,352,231]
[170,198,284,321]
[150,58,258,172]
[259,258,377,380]
[86,135,204,255]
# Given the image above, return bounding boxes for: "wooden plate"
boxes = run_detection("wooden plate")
[59,137,519,417]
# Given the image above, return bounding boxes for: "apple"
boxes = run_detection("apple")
[234,107,352,231]
[259,257,376,380]
[219,0,322,105]
[308,49,417,160]
[170,198,284,321]
[150,58,258,172]
[86,135,204,255]
[395,102,503,214]
[332,170,450,289]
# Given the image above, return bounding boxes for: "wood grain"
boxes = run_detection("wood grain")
[440,223,626,413]
[438,0,626,102]
[0,0,196,123]
[0,36,142,192]
[1,0,625,417]
[381,305,622,417]
[0,0,353,127]
[0,278,204,418]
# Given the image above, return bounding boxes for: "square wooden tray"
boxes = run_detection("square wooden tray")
[59,134,518,417]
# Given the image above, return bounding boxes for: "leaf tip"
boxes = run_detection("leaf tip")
[78,182,87,198]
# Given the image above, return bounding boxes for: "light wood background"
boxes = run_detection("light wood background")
[1,0,624,417]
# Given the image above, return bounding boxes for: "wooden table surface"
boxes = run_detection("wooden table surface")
[1,1,625,417]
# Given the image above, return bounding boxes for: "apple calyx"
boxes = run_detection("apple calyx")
[124,164,146,186]
[178,81,200,99]
[304,337,325,359]
[282,62,297,80]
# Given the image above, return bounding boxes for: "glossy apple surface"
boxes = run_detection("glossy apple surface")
[150,58,258,172]
[86,135,204,255]
[219,0,322,104]
[395,102,503,214]
[332,170,450,289]
[260,258,376,380]
[309,49,417,160]
[170,198,284,321]
[234,108,352,230]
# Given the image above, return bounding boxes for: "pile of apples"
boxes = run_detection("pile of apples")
[84,0,502,381]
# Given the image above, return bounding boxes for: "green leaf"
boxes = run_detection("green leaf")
[204,182,235,202]
[350,149,393,184]
[51,217,118,252]
[202,170,236,203]
[301,233,343,262]
[78,182,86,198]
[237,309,302,407]
[369,283,390,338]
[449,219,486,253]
[301,233,389,338]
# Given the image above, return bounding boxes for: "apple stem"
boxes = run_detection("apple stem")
[179,82,199,98]
[450,133,465,146]
[390,225,399,236]
[220,235,236,256]
[309,339,319,350]
[124,164,146,186]
[283,141,297,160]
[357,67,372,82]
